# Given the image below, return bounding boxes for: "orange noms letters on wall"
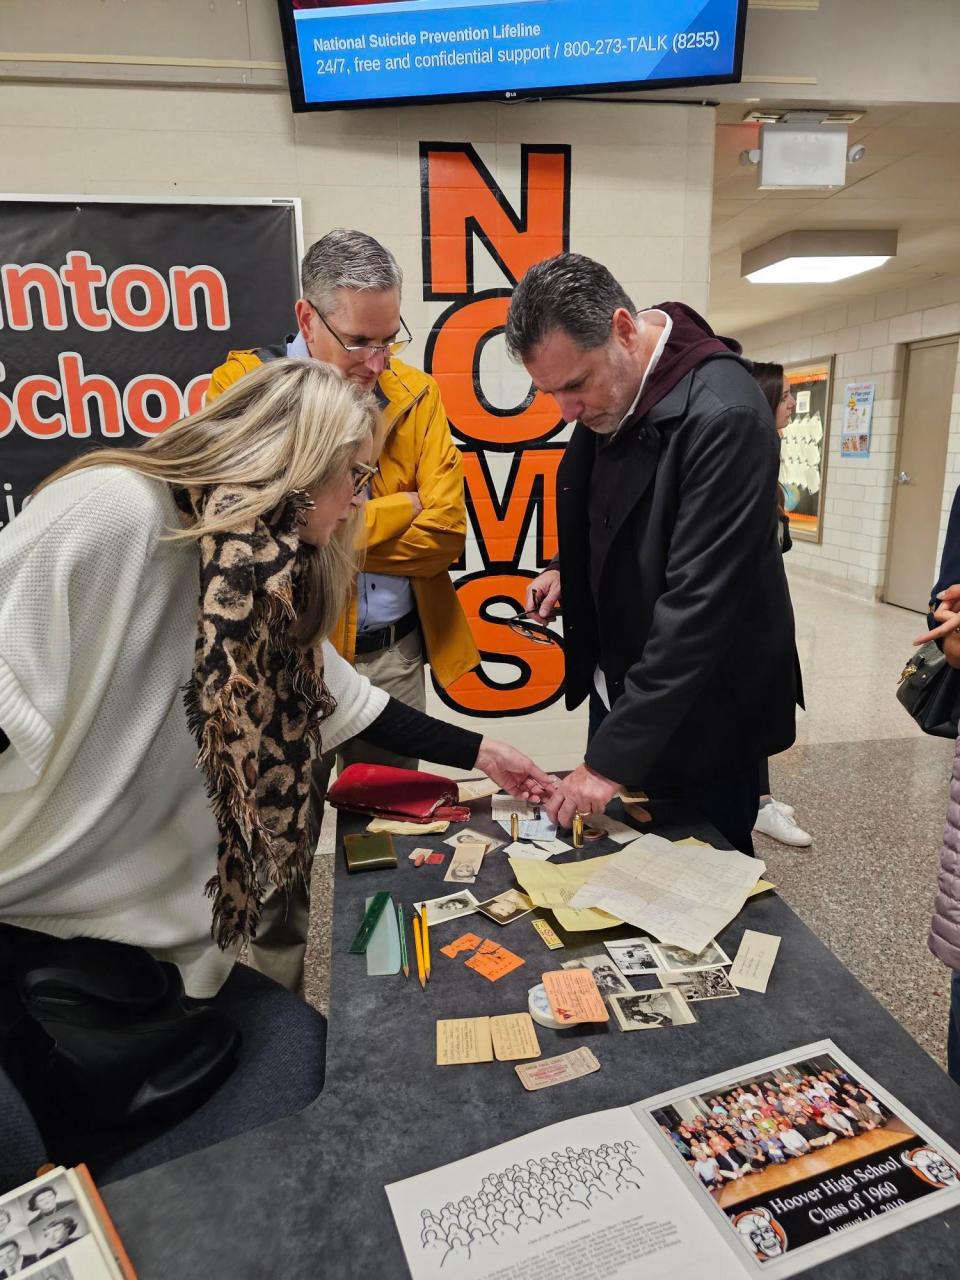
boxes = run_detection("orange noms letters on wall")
[420,142,572,717]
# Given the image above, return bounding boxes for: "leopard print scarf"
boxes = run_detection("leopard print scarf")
[174,485,336,950]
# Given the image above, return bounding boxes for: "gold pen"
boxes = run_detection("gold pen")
[511,812,520,842]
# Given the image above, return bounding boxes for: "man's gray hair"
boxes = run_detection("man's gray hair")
[301,229,403,312]
[505,252,635,361]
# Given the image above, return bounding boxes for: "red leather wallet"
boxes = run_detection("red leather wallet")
[326,764,471,823]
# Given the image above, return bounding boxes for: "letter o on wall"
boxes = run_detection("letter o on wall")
[108,266,171,331]
[124,374,183,436]
[426,293,562,448]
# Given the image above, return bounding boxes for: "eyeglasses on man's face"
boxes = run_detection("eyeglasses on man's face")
[308,301,411,361]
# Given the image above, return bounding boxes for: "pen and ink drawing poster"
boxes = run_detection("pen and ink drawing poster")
[386,1106,748,1280]
[840,382,875,458]
[387,1041,960,1279]
[780,357,834,544]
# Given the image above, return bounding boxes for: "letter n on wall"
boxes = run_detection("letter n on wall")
[419,142,572,717]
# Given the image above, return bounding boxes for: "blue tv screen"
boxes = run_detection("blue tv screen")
[278,0,747,112]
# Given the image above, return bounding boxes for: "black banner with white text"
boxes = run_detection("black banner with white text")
[0,199,300,526]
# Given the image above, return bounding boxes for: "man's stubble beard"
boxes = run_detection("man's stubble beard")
[584,347,642,436]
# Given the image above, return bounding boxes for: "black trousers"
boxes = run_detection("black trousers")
[758,757,771,796]
[587,688,760,855]
[663,768,760,857]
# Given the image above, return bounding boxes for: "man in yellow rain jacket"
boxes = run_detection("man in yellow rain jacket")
[208,229,479,773]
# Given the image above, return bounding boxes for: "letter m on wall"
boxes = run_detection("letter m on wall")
[420,143,571,296]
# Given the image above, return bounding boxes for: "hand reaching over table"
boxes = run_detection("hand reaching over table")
[475,739,557,804]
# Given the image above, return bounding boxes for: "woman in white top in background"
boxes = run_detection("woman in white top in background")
[0,358,552,997]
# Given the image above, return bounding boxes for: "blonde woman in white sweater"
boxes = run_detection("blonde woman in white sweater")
[0,358,551,998]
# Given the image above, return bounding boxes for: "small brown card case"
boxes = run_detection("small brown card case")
[343,831,398,874]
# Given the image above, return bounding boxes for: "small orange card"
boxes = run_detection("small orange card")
[465,944,525,982]
[440,932,483,959]
[542,968,609,1024]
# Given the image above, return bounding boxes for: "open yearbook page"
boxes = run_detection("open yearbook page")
[386,1040,960,1279]
[0,1165,134,1279]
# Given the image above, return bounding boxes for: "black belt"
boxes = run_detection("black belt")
[354,609,419,656]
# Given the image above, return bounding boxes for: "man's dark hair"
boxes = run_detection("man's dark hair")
[505,253,636,361]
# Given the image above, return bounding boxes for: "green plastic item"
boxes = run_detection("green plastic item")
[348,890,392,954]
[365,894,402,976]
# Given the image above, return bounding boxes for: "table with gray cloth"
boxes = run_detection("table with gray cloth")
[103,799,960,1278]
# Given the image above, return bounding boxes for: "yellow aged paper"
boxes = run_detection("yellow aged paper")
[490,1013,541,1062]
[728,929,781,993]
[436,1017,494,1066]
[748,879,776,897]
[508,855,623,931]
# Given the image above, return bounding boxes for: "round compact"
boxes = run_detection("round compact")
[528,982,564,1030]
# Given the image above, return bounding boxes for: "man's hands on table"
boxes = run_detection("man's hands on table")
[474,744,643,836]
[543,763,621,829]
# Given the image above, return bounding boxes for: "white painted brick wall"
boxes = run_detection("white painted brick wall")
[736,274,960,601]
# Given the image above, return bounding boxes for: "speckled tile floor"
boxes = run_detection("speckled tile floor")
[757,573,954,1068]
[304,573,956,1068]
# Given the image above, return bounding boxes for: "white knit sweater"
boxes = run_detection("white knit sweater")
[0,466,387,996]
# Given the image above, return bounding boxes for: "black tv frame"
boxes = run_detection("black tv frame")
[276,0,748,113]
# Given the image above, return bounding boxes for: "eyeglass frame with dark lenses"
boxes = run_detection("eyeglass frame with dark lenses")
[308,301,411,361]
[351,461,378,496]
[505,601,558,645]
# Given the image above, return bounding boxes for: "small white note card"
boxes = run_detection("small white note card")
[728,929,781,993]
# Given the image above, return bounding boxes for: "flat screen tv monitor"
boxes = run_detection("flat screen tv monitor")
[278,0,747,113]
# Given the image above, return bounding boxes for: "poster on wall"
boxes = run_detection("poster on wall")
[840,381,875,459]
[780,357,834,544]
[0,198,300,526]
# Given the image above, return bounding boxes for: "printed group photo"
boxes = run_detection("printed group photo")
[651,1052,960,1264]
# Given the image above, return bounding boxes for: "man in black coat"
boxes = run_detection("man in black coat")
[505,253,798,854]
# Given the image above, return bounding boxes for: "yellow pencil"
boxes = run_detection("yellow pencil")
[420,904,431,982]
[412,912,426,990]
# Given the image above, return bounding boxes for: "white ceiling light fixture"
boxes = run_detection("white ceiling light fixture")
[741,230,898,284]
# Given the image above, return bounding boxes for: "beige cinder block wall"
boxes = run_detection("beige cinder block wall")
[0,78,715,768]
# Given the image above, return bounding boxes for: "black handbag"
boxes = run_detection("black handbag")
[0,925,240,1170]
[896,641,960,738]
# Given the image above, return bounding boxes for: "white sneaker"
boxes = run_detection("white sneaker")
[771,798,795,819]
[753,804,812,847]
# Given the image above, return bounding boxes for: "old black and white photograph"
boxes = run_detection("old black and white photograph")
[652,940,732,973]
[610,989,697,1032]
[561,953,632,998]
[662,967,740,1001]
[603,936,660,975]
